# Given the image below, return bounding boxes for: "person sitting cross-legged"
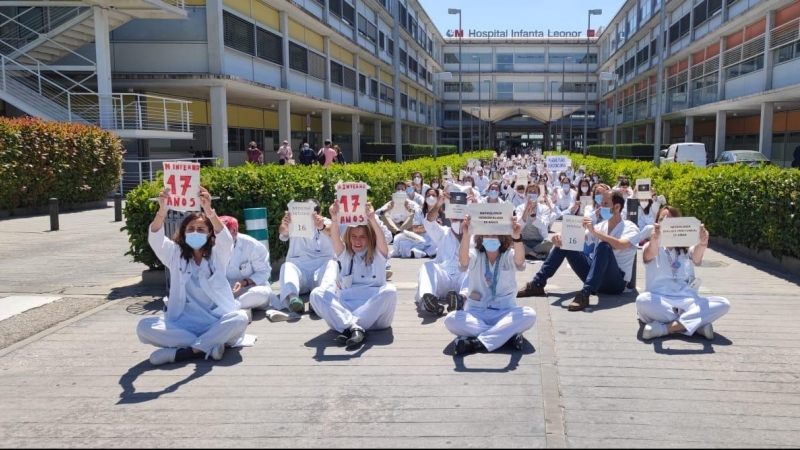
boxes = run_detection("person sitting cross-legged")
[517,190,640,311]
[219,216,276,315]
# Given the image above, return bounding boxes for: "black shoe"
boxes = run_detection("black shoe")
[346,329,365,348]
[445,291,464,312]
[453,336,482,355]
[422,293,445,316]
[511,333,524,350]
[334,328,352,345]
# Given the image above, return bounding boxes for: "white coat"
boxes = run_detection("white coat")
[226,233,275,310]
[414,218,471,304]
[277,222,338,308]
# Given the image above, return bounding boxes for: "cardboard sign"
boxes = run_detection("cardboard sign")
[447,190,468,220]
[579,165,587,172]
[561,215,586,251]
[468,158,479,169]
[516,170,530,188]
[335,181,370,226]
[390,192,411,219]
[636,178,652,200]
[288,200,316,238]
[163,161,200,212]
[467,202,514,236]
[546,155,570,172]
[659,217,701,248]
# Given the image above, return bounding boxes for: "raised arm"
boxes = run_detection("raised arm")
[367,203,389,259]
[643,223,661,263]
[459,215,472,271]
[691,224,709,266]
[328,202,345,257]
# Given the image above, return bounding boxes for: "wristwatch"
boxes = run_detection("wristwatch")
[512,237,523,243]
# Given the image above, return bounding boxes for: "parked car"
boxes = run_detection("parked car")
[708,150,772,168]
[660,143,708,167]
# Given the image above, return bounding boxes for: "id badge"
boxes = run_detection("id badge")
[340,274,353,290]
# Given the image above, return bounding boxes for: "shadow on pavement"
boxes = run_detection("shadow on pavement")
[549,290,638,312]
[416,306,443,325]
[116,348,244,404]
[635,321,733,354]
[304,328,395,361]
[443,339,536,373]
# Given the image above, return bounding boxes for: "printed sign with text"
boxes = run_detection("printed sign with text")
[288,200,316,238]
[516,170,530,188]
[660,217,701,248]
[447,190,468,220]
[335,181,370,226]
[163,162,200,212]
[391,192,412,219]
[636,178,652,200]
[546,155,570,172]
[466,202,514,236]
[561,215,586,251]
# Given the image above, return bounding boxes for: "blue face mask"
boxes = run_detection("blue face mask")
[185,232,208,250]
[406,186,414,195]
[482,237,501,252]
[594,194,603,204]
[600,207,613,220]
[488,190,499,199]
[562,184,570,192]
[593,176,599,182]
[528,194,538,202]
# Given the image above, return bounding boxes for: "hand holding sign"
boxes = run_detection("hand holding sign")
[635,178,652,200]
[288,200,316,238]
[335,181,370,226]
[163,161,201,211]
[561,215,585,251]
[466,202,513,235]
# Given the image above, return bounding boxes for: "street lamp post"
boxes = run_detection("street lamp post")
[471,107,480,151]
[583,8,602,156]
[433,71,453,160]
[561,56,572,151]
[448,8,463,155]
[600,71,620,161]
[653,0,666,166]
[472,55,483,150]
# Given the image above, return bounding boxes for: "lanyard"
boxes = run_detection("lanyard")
[483,253,501,298]
[665,248,682,279]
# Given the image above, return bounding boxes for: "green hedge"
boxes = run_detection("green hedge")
[550,153,800,259]
[123,151,496,269]
[0,117,123,210]
[361,143,458,162]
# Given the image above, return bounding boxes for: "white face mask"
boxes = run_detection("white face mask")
[414,177,421,184]
[425,196,437,206]
[580,185,589,193]
[450,221,462,234]
[432,183,439,189]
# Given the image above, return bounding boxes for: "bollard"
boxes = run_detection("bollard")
[49,198,59,231]
[243,206,269,256]
[114,193,122,222]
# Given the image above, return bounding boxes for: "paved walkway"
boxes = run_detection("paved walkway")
[1,208,800,447]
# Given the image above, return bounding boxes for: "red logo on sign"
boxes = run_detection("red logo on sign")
[454,29,464,38]
[587,29,596,37]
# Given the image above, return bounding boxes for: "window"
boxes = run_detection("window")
[669,12,690,44]
[400,48,407,66]
[380,84,394,103]
[331,61,344,86]
[256,27,282,65]
[370,79,378,98]
[387,38,394,56]
[444,53,459,63]
[726,55,764,79]
[408,57,417,74]
[398,3,407,29]
[514,82,544,92]
[775,42,800,64]
[409,98,417,112]
[379,31,385,50]
[358,13,378,43]
[515,53,545,64]
[330,0,341,18]
[401,93,408,109]
[289,42,308,73]
[694,0,722,28]
[496,53,513,71]
[308,50,326,80]
[496,81,513,100]
[223,12,254,55]
[343,66,356,91]
[444,82,474,92]
[359,73,367,94]
[366,22,377,43]
[342,1,355,26]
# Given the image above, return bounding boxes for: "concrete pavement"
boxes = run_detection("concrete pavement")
[1,207,800,447]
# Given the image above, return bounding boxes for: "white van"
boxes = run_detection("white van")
[660,143,708,167]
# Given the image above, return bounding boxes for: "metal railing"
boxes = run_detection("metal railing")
[160,0,187,8]
[69,93,193,133]
[0,6,88,55]
[0,7,96,65]
[120,157,217,194]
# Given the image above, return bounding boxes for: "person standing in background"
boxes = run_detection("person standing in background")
[246,141,263,165]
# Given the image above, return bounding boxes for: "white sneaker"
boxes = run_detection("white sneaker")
[266,309,291,322]
[642,322,668,340]
[208,344,225,361]
[149,348,177,366]
[410,249,427,258]
[695,323,714,340]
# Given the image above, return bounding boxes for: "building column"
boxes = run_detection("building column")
[764,10,776,92]
[93,6,113,129]
[685,116,695,142]
[717,37,726,102]
[759,103,774,159]
[280,12,290,89]
[374,119,382,143]
[631,126,637,143]
[662,121,671,146]
[210,85,229,167]
[391,0,402,161]
[205,0,224,74]
[351,115,361,163]
[645,123,653,143]
[353,54,360,108]
[278,99,291,147]
[322,109,332,141]
[715,110,727,159]
[324,37,332,100]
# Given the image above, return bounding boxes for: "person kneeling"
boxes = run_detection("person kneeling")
[637,206,730,340]
[309,202,397,349]
[444,215,537,355]
[137,188,253,366]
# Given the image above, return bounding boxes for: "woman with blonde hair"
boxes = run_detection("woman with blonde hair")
[309,201,397,348]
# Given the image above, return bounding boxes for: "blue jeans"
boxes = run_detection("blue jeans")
[532,242,627,296]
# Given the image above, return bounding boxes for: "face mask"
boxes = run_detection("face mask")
[562,184,570,192]
[600,207,613,220]
[425,196,437,206]
[355,248,368,257]
[594,194,603,204]
[406,186,414,195]
[528,194,539,202]
[432,183,439,189]
[185,232,208,250]
[450,221,462,234]
[304,145,309,150]
[414,177,421,184]
[488,190,499,199]
[482,238,501,252]
[580,185,589,193]
[593,176,599,182]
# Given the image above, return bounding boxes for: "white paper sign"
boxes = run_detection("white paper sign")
[468,158,478,169]
[636,178,652,200]
[448,190,469,220]
[335,181,370,226]
[288,200,316,238]
[580,196,593,206]
[390,192,411,219]
[516,170,530,188]
[660,217,701,248]
[546,155,570,172]
[467,202,514,236]
[163,161,200,212]
[561,215,586,251]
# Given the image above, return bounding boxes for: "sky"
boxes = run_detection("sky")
[418,0,626,38]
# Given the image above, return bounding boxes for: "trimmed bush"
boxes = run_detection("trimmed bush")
[0,117,123,210]
[550,153,800,259]
[361,143,458,162]
[124,151,496,269]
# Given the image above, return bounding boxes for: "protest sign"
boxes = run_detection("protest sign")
[335,181,369,226]
[288,200,315,238]
[447,190,468,220]
[546,155,570,172]
[466,202,513,235]
[636,178,652,200]
[561,215,586,251]
[163,161,200,212]
[660,217,701,247]
[390,192,411,219]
